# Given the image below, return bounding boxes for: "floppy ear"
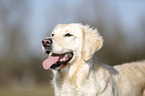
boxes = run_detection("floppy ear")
[81,25,103,61]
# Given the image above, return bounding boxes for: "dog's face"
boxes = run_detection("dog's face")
[42,23,103,70]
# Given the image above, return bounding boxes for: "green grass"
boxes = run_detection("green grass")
[0,86,54,96]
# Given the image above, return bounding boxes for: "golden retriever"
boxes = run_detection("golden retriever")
[42,23,145,96]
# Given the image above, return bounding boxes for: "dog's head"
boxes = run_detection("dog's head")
[42,23,103,70]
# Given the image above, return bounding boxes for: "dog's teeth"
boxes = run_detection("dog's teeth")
[59,53,71,62]
[61,58,65,61]
[60,59,63,62]
[60,57,67,62]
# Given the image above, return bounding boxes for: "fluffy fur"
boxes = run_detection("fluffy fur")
[44,23,145,96]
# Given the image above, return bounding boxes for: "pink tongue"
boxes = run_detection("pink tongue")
[43,56,59,70]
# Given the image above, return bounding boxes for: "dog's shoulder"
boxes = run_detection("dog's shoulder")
[89,57,119,95]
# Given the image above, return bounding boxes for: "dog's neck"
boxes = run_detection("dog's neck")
[52,57,92,92]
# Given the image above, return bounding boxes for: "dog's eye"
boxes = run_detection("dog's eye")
[51,34,54,37]
[65,33,73,37]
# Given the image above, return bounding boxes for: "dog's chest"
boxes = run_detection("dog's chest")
[55,79,97,96]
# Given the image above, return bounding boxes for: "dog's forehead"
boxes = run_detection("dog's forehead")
[53,24,83,36]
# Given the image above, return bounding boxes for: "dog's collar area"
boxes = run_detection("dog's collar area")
[43,52,74,70]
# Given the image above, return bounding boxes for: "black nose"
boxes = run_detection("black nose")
[42,38,52,47]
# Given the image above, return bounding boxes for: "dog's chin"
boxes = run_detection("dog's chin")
[43,51,74,70]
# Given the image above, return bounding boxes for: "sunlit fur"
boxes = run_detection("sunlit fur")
[47,23,145,96]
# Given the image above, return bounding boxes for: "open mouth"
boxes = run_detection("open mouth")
[43,52,73,70]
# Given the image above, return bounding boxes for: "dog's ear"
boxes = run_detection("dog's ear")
[81,25,103,61]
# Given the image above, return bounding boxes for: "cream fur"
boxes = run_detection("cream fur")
[45,23,145,96]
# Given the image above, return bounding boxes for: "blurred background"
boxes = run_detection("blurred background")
[0,0,145,96]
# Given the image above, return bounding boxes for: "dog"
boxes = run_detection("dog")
[42,23,145,96]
